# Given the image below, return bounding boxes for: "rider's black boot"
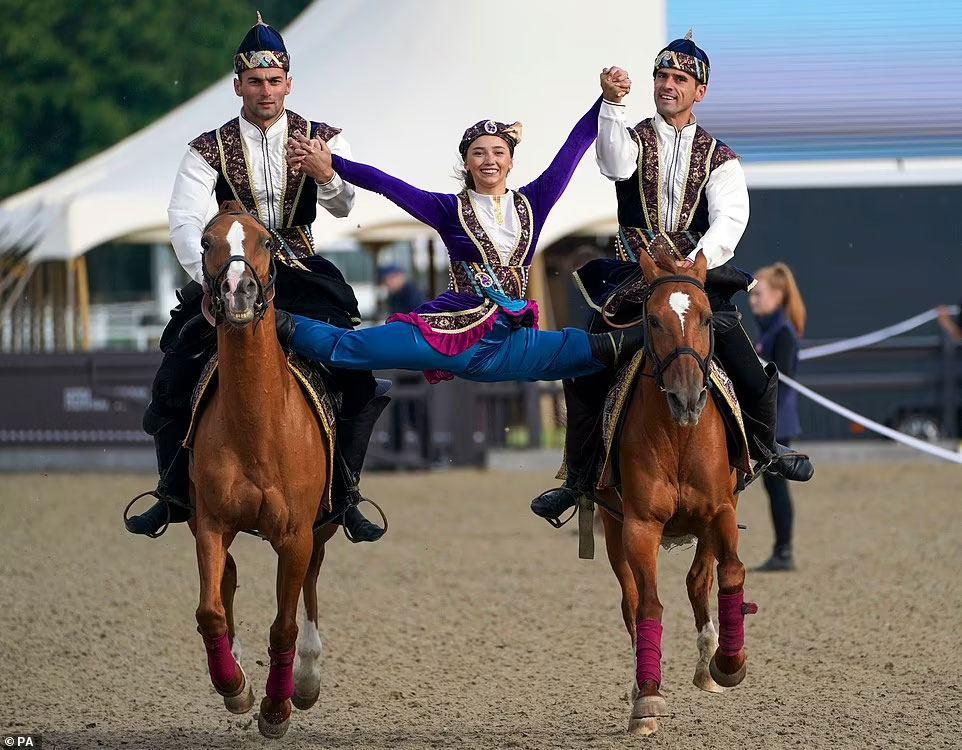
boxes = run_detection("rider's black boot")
[587,327,646,368]
[530,376,608,526]
[332,394,392,542]
[713,311,814,482]
[125,408,192,536]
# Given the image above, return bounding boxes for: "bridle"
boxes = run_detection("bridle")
[200,212,277,326]
[642,274,714,393]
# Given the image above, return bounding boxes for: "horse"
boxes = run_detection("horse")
[190,201,337,739]
[596,247,756,736]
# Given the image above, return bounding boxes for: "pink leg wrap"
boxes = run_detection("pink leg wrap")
[202,632,239,691]
[265,646,296,703]
[635,618,663,687]
[718,590,759,656]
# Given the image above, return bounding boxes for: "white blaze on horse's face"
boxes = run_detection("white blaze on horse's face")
[225,221,247,292]
[668,291,691,335]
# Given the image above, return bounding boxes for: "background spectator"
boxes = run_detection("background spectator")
[749,262,807,572]
[378,265,425,316]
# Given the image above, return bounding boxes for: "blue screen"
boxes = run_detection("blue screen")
[668,0,962,161]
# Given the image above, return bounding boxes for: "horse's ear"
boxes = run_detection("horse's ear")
[638,248,660,281]
[218,200,245,214]
[691,249,708,280]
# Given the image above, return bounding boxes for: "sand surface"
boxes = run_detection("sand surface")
[1,464,960,749]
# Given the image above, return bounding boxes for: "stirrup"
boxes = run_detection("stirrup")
[123,490,186,539]
[531,486,584,528]
[342,497,389,543]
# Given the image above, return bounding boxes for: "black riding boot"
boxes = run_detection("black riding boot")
[530,324,643,526]
[739,364,814,481]
[530,374,609,526]
[331,394,392,542]
[713,310,814,482]
[125,407,192,536]
[587,327,646,368]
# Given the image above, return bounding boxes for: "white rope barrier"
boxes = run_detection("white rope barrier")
[777,371,962,464]
[799,305,959,360]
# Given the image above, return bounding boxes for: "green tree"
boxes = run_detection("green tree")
[0,0,310,199]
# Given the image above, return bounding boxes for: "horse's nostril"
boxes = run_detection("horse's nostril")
[221,279,231,294]
[243,278,257,295]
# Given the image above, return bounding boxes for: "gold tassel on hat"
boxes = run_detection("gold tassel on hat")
[502,122,524,146]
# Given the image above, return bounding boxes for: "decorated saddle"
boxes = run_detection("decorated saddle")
[184,352,338,510]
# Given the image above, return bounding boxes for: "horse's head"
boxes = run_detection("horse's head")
[637,247,713,427]
[201,201,276,327]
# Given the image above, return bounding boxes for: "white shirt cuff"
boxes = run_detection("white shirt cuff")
[316,172,344,198]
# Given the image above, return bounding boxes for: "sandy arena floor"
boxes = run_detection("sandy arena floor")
[1,462,960,749]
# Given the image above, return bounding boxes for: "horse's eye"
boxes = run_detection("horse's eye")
[704,316,713,328]
[649,317,661,329]
[200,237,211,251]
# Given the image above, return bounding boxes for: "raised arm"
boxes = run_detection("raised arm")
[287,132,449,230]
[330,154,449,230]
[522,96,603,211]
[596,66,639,181]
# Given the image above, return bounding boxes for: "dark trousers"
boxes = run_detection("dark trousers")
[762,439,794,549]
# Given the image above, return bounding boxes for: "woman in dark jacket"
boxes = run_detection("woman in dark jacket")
[749,263,807,571]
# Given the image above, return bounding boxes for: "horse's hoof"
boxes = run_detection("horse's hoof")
[709,653,747,688]
[628,717,659,736]
[224,681,255,714]
[693,665,726,693]
[257,711,291,739]
[221,667,255,714]
[631,694,669,718]
[291,688,320,711]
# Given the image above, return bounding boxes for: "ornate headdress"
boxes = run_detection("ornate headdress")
[653,29,710,85]
[234,12,290,74]
[458,120,524,160]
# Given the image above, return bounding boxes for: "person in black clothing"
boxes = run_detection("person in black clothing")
[749,263,807,571]
[377,265,425,316]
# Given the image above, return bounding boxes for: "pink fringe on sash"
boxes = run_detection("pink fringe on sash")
[388,301,540,384]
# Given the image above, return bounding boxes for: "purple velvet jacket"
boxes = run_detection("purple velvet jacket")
[331,97,602,358]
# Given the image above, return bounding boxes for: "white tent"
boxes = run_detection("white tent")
[1,0,667,262]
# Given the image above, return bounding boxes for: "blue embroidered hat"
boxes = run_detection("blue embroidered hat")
[458,120,523,160]
[234,12,290,73]
[653,29,710,85]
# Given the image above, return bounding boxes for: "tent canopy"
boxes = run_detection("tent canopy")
[8,0,959,264]
[1,0,666,262]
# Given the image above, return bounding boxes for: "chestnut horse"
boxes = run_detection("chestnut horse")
[191,202,337,739]
[598,248,756,736]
